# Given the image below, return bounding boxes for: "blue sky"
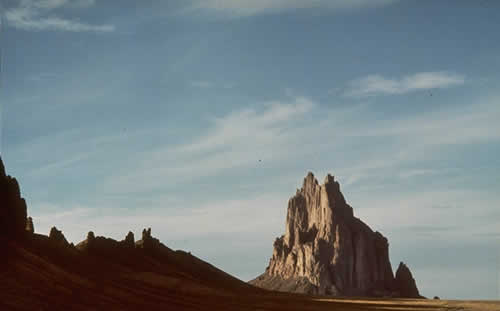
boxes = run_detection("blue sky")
[1,0,500,300]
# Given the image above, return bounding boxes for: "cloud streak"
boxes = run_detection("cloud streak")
[4,0,114,32]
[102,96,316,192]
[189,0,398,16]
[345,72,465,97]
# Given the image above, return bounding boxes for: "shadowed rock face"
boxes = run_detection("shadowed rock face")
[250,172,421,298]
[395,262,420,298]
[76,231,138,255]
[0,157,28,239]
[124,231,135,248]
[49,227,70,247]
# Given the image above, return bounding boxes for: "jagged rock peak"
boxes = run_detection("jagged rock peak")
[126,231,135,241]
[136,227,162,250]
[250,171,421,298]
[76,231,138,253]
[142,227,152,240]
[87,231,96,241]
[49,227,70,247]
[324,173,334,184]
[303,171,318,186]
[395,262,420,298]
[301,172,336,188]
[25,217,34,234]
[124,231,135,248]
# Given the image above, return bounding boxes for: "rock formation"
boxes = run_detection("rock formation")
[49,226,70,247]
[136,227,163,250]
[0,157,28,239]
[25,217,34,234]
[77,231,137,254]
[395,262,420,298]
[87,231,96,242]
[250,172,421,298]
[124,231,135,248]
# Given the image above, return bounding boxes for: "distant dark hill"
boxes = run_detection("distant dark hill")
[1,232,262,310]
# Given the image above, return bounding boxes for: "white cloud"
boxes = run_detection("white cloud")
[189,0,398,16]
[345,72,465,97]
[177,96,314,153]
[4,0,114,32]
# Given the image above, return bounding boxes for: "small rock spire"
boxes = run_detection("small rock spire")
[124,231,135,248]
[142,227,152,240]
[25,217,34,234]
[49,226,70,247]
[324,173,334,184]
[395,262,420,298]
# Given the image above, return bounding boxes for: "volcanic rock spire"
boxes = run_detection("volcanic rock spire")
[250,172,421,298]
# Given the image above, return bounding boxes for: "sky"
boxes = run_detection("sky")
[1,0,499,300]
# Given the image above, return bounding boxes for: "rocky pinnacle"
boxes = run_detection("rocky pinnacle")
[250,172,421,298]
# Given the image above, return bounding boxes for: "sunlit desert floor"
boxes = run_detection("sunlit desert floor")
[312,297,500,311]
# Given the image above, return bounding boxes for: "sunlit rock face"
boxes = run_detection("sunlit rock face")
[0,157,28,239]
[250,172,420,298]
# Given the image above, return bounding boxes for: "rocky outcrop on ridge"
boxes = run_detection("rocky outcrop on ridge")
[25,217,34,234]
[136,228,164,250]
[250,172,421,298]
[124,231,135,248]
[77,231,137,254]
[0,157,28,239]
[49,226,70,247]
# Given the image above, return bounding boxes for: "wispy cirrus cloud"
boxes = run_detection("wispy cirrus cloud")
[190,81,235,89]
[4,0,114,32]
[189,0,399,16]
[102,96,316,192]
[344,71,465,97]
